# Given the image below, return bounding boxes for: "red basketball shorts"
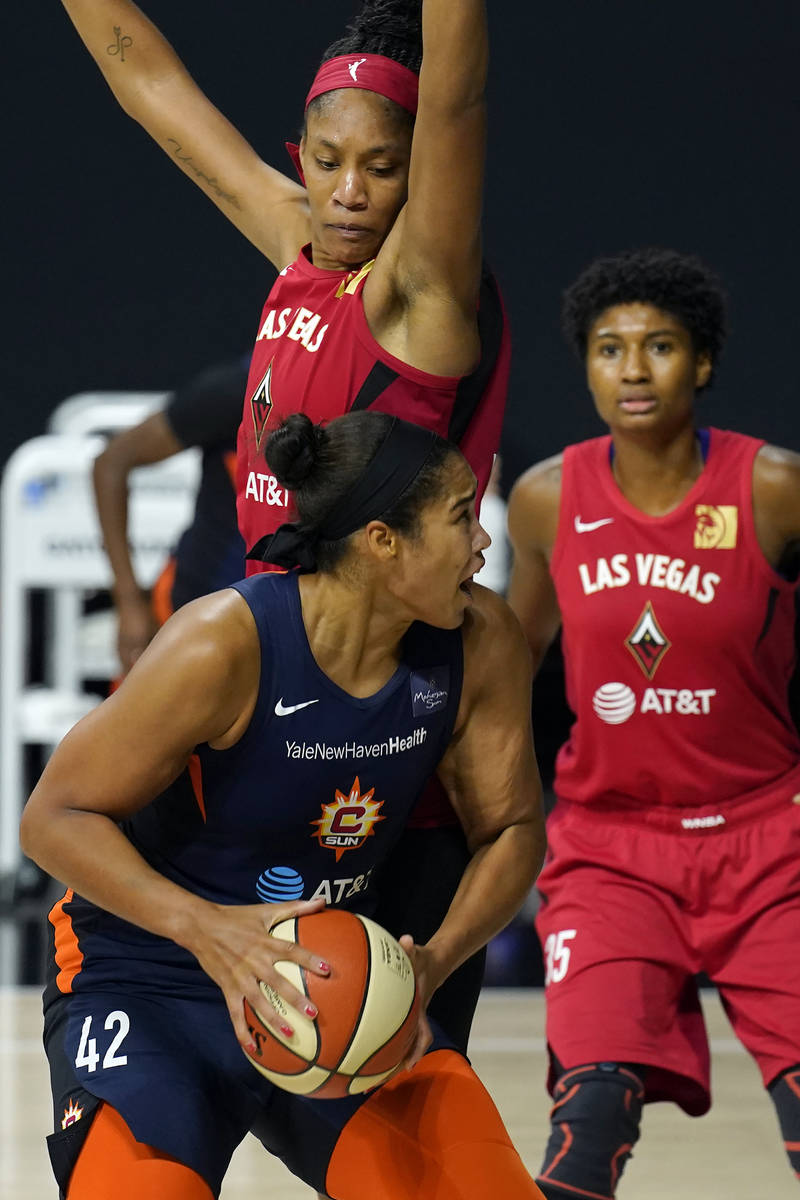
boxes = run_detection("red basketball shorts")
[535,781,800,1115]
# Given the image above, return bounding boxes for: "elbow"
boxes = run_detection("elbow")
[18,801,40,865]
[19,786,58,869]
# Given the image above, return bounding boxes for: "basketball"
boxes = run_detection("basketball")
[243,909,420,1099]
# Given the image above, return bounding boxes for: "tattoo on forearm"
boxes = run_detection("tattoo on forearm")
[166,139,243,210]
[106,26,133,62]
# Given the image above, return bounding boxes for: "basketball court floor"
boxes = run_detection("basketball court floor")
[2,986,793,1198]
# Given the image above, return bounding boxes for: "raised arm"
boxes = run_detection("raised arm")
[507,456,564,674]
[424,588,545,1000]
[59,0,309,267]
[369,0,487,373]
[402,0,486,295]
[93,411,184,672]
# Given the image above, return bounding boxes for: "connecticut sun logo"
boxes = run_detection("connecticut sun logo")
[62,1097,84,1129]
[311,777,385,862]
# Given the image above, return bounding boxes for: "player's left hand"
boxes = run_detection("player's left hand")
[395,934,436,1071]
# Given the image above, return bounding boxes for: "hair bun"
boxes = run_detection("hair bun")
[265,414,326,489]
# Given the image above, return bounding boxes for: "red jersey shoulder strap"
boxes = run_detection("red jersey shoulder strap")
[550,437,611,575]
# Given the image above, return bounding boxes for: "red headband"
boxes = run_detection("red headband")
[304,53,419,115]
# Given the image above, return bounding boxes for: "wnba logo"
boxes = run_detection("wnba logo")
[592,682,637,725]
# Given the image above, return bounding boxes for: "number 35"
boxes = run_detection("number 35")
[543,929,577,985]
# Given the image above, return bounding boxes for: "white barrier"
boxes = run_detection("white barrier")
[0,434,199,880]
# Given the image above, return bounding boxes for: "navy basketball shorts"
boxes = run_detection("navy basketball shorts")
[44,979,455,1197]
[536,785,800,1115]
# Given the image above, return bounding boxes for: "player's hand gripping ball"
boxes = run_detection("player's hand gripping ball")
[243,909,420,1098]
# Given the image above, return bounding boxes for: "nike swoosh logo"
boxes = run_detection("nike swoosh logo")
[274,698,319,717]
[574,515,615,533]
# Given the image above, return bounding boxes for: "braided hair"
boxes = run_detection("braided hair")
[305,1,422,133]
[321,0,423,73]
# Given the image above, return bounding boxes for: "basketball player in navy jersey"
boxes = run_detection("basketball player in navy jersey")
[23,413,547,1200]
[60,0,508,1074]
[507,248,800,1197]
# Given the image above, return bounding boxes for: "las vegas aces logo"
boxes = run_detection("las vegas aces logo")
[625,602,671,679]
[249,362,274,451]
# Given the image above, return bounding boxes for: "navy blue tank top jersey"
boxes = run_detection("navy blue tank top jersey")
[45,572,463,1003]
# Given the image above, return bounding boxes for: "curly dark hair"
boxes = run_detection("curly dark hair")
[562,248,728,388]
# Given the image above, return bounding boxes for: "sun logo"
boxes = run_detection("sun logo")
[694,504,738,549]
[311,777,385,862]
[61,1097,84,1129]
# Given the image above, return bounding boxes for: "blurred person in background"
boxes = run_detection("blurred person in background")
[93,356,248,674]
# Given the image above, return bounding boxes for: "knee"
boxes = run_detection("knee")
[537,1062,646,1200]
[768,1067,800,1176]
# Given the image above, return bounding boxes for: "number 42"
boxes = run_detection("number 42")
[543,929,577,985]
[75,1011,130,1073]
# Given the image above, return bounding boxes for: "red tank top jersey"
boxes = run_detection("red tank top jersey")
[550,428,800,810]
[236,246,510,574]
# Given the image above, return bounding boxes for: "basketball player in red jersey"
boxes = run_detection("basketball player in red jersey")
[507,247,800,1198]
[59,0,506,1084]
[57,0,507,550]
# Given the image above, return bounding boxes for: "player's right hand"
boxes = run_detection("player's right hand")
[184,897,330,1048]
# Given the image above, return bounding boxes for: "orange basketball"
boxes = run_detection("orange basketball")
[243,909,420,1099]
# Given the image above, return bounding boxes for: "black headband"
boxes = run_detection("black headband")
[246,417,441,571]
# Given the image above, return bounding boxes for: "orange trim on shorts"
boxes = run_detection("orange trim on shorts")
[187,754,206,823]
[151,557,177,628]
[48,889,83,994]
[67,1102,213,1199]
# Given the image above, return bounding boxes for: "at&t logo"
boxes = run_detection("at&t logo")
[592,682,717,724]
[592,683,636,724]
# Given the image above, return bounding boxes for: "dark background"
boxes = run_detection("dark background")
[6,2,800,481]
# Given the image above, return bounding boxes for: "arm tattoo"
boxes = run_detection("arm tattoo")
[166,139,243,210]
[106,26,133,62]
